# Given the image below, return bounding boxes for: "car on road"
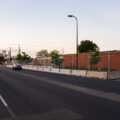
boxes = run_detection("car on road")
[12,64,22,70]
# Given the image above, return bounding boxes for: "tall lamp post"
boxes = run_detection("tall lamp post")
[68,15,78,69]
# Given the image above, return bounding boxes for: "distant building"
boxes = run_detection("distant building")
[2,50,7,58]
[35,56,52,65]
[8,51,11,59]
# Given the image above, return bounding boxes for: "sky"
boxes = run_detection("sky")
[0,0,120,57]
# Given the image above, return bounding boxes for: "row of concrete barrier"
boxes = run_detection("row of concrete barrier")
[21,65,108,79]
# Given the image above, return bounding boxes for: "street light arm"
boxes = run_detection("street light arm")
[68,15,78,22]
[73,16,78,22]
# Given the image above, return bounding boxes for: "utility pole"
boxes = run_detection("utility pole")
[62,48,64,55]
[9,47,11,58]
[107,52,110,79]
[18,44,21,54]
[68,15,79,69]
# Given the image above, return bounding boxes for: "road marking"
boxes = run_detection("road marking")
[0,95,8,107]
[0,95,16,117]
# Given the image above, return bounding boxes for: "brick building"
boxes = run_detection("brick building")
[34,51,120,71]
[63,50,120,71]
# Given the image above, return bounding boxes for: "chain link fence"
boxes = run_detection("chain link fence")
[32,53,114,72]
[7,52,120,72]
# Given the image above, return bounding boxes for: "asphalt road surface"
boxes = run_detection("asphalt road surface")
[0,66,120,120]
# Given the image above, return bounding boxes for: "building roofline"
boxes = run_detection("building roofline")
[62,50,120,56]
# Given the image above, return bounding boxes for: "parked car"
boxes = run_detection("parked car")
[13,64,22,70]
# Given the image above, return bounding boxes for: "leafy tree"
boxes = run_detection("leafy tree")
[50,50,63,66]
[36,50,49,56]
[90,50,101,65]
[16,54,22,62]
[16,52,32,63]
[78,40,99,53]
[22,52,31,61]
[50,50,60,59]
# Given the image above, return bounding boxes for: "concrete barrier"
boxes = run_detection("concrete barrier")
[22,65,27,69]
[24,65,30,70]
[43,67,51,72]
[51,68,59,73]
[25,65,32,70]
[86,71,107,79]
[22,65,25,69]
[27,66,33,70]
[109,71,120,79]
[6,65,12,68]
[71,70,87,77]
[23,65,37,71]
[32,66,38,70]
[60,69,71,75]
[12,65,110,80]
[37,66,43,71]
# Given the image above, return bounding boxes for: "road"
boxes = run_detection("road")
[0,66,120,120]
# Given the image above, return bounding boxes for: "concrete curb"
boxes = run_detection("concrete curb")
[86,71,107,79]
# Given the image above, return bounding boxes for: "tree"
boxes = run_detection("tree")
[50,50,60,59]
[50,50,63,66]
[16,53,22,62]
[36,50,49,56]
[90,50,101,65]
[78,40,99,53]
[16,52,32,63]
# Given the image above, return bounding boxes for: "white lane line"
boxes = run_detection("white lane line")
[6,107,16,117]
[0,95,8,107]
[0,95,16,117]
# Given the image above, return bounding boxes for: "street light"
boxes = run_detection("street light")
[68,15,79,69]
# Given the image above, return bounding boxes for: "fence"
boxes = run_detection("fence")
[62,52,120,72]
[7,51,120,73]
[62,55,109,72]
[6,52,120,79]
[20,52,120,73]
